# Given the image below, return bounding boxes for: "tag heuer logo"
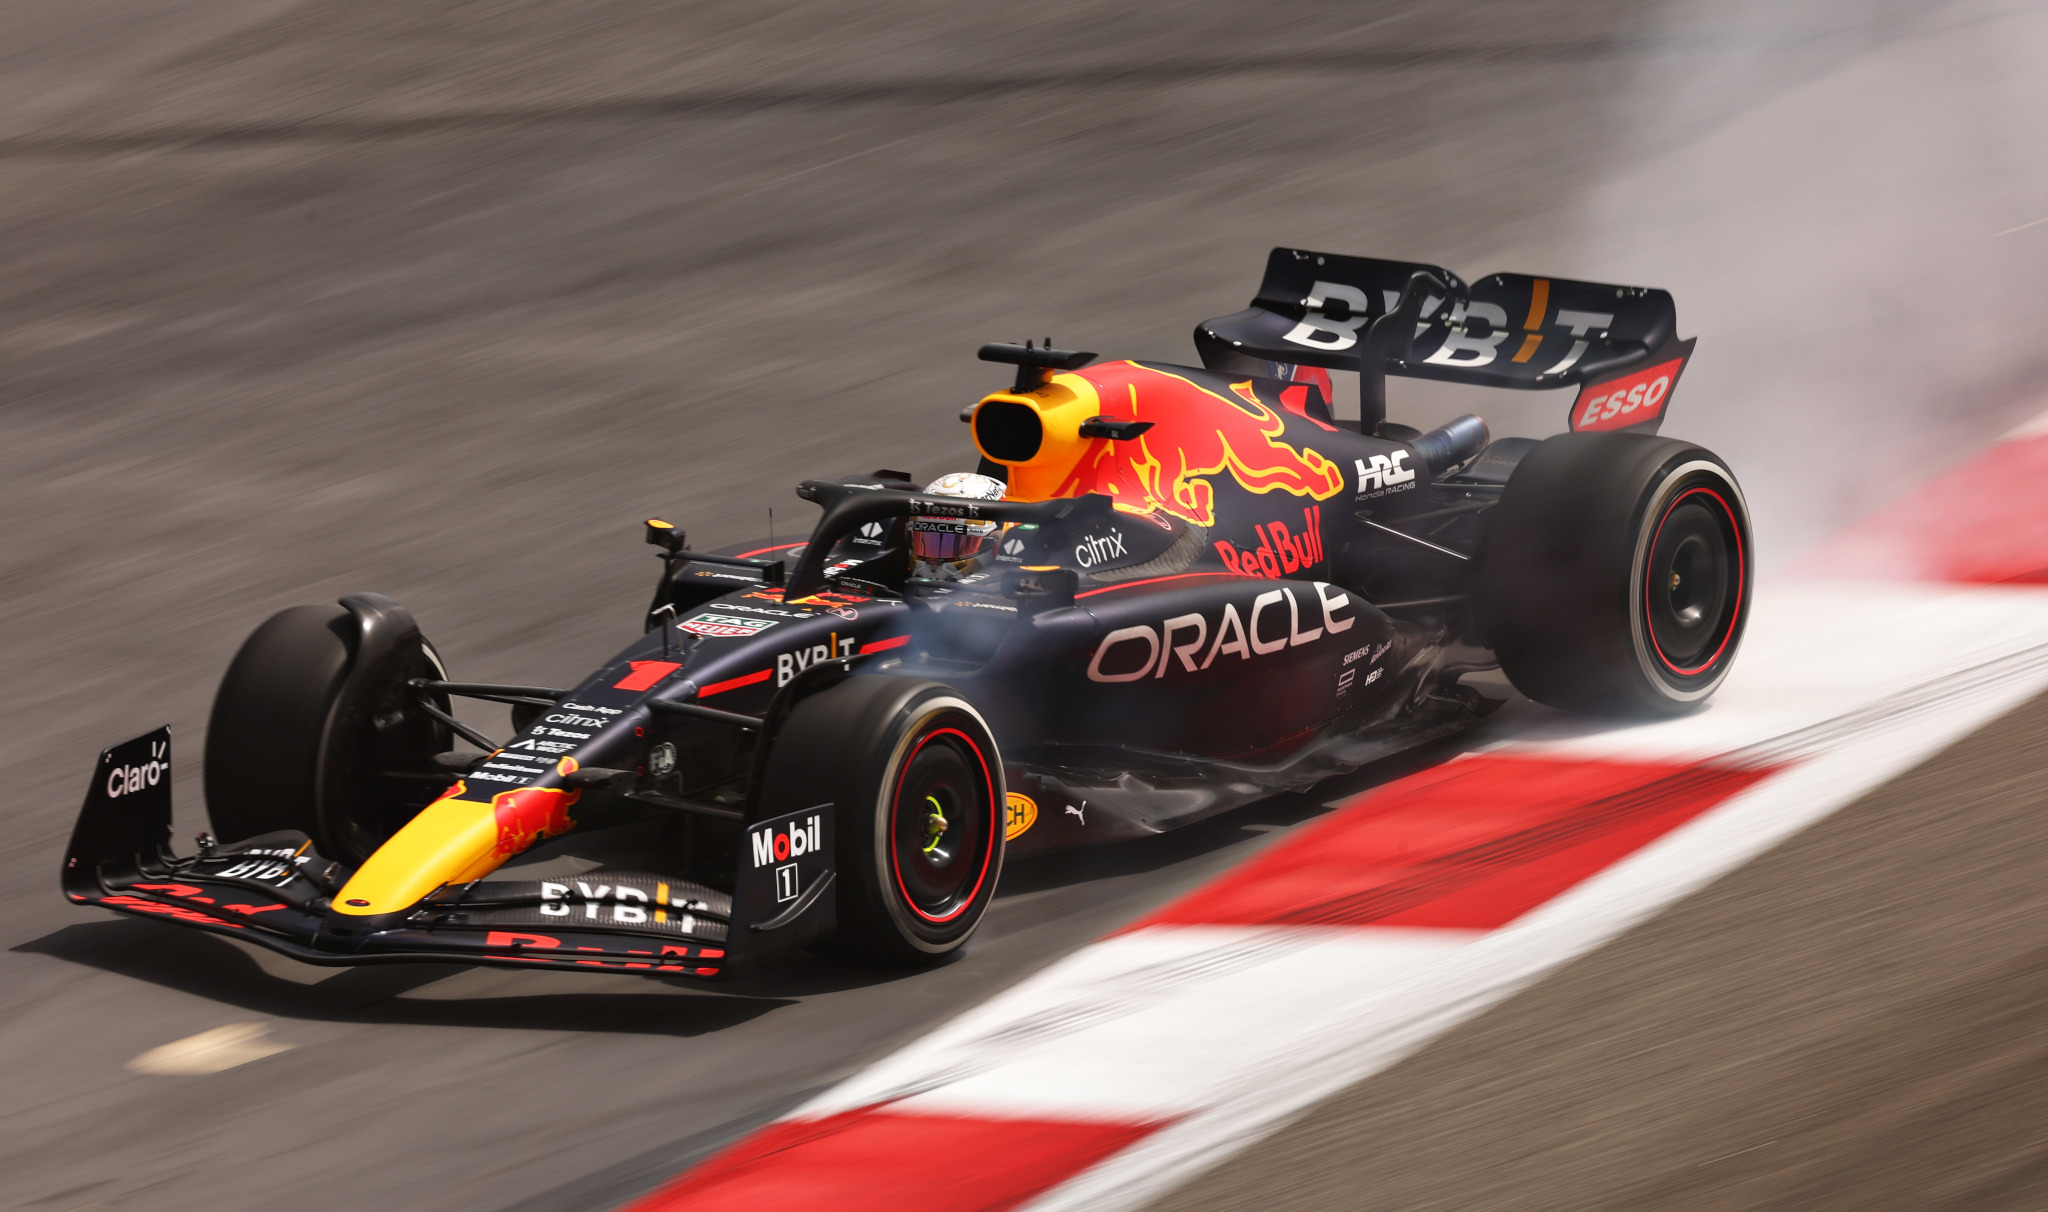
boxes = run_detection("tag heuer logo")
[678,612,777,638]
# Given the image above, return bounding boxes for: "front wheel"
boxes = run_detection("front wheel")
[756,676,1005,966]
[1478,431,1752,714]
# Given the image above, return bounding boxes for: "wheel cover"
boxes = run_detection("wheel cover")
[1642,485,1744,677]
[887,726,997,924]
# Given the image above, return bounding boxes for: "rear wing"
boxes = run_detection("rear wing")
[1195,248,1693,434]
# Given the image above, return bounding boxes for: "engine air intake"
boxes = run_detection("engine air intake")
[973,400,1044,463]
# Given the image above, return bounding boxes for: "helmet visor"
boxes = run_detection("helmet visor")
[910,520,992,562]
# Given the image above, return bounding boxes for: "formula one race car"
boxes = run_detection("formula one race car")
[63,249,1750,977]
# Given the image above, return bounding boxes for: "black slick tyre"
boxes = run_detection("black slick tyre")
[1479,431,1751,715]
[203,604,452,863]
[756,676,1005,966]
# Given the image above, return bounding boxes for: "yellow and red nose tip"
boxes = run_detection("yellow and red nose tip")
[330,779,580,915]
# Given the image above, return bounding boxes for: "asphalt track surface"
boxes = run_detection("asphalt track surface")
[3,2,2046,1210]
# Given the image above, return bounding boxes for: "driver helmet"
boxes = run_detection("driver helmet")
[908,472,1007,564]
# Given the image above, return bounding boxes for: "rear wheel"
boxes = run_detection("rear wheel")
[1479,431,1751,714]
[203,604,452,863]
[756,676,1005,965]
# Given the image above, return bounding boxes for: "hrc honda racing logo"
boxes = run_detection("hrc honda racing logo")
[1355,450,1415,499]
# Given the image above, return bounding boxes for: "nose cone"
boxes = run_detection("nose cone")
[329,775,581,915]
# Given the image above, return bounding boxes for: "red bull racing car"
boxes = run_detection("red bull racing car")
[63,249,1749,976]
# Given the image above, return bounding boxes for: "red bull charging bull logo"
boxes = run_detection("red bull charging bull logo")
[1050,363,1344,527]
[422,777,583,856]
[491,783,581,855]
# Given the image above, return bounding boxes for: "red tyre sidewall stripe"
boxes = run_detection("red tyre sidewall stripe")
[1644,484,1745,677]
[887,724,998,924]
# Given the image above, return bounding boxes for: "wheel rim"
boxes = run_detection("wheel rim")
[1643,486,1744,677]
[888,726,996,924]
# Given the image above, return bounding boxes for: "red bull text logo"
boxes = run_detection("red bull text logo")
[1215,505,1325,578]
[1054,364,1345,527]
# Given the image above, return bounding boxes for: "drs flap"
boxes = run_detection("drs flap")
[1196,248,1682,391]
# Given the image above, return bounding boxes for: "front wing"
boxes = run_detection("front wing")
[63,728,833,979]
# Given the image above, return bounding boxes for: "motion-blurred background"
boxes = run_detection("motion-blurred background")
[3,2,2045,1208]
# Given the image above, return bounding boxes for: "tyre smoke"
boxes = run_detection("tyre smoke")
[1571,0,2048,565]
